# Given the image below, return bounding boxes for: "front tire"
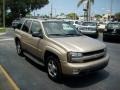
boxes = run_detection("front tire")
[46,56,62,82]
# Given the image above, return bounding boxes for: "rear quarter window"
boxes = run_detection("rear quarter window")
[16,23,22,29]
[21,20,32,33]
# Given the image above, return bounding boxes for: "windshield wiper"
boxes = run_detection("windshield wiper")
[48,34,65,36]
[65,34,81,36]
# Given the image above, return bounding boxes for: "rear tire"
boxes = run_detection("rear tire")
[16,40,23,56]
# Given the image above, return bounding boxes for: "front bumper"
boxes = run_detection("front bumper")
[60,54,109,75]
[103,33,120,39]
[103,33,120,42]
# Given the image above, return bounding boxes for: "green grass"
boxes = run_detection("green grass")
[0,83,3,90]
[0,28,6,33]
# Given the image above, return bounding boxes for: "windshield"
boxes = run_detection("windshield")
[82,22,97,26]
[107,23,120,29]
[43,21,82,37]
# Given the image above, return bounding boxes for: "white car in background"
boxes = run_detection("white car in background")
[78,21,98,38]
[64,20,82,29]
[98,22,106,32]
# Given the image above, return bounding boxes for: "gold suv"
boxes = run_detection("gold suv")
[15,18,109,81]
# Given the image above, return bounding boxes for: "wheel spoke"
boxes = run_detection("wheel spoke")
[48,59,57,78]
[17,44,21,53]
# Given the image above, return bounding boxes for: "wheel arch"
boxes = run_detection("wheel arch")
[15,37,20,45]
[44,50,60,65]
[44,50,63,80]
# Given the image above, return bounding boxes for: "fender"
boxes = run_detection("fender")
[43,45,66,62]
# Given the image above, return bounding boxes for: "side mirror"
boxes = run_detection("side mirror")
[32,32,43,39]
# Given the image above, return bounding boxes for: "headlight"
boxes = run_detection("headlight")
[67,52,83,63]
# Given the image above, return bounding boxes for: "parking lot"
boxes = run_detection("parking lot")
[0,29,120,90]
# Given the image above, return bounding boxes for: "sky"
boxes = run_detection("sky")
[31,0,120,16]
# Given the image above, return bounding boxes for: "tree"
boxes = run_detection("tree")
[1,0,49,26]
[94,14,102,21]
[77,0,94,21]
[66,13,79,20]
[8,0,48,17]
[115,12,120,21]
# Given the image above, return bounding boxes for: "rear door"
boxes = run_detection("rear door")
[20,20,32,51]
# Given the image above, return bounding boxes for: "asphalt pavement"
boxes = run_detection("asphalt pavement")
[0,29,120,90]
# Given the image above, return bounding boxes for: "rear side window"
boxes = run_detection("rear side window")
[21,20,32,33]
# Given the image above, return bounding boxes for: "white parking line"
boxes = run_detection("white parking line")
[0,33,6,36]
[0,38,14,42]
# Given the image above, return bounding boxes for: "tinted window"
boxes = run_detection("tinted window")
[21,20,32,32]
[107,23,120,29]
[16,19,25,29]
[30,21,42,34]
[16,23,22,29]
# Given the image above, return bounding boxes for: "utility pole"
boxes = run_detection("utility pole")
[50,4,53,18]
[88,0,91,21]
[110,0,113,21]
[3,0,5,29]
[83,0,87,21]
[30,3,31,18]
[54,8,56,17]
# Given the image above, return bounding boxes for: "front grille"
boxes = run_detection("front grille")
[79,49,105,63]
[83,49,104,56]
[82,55,104,63]
[87,28,96,31]
[107,29,120,34]
[107,29,114,33]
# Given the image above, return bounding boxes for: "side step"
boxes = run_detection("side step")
[23,52,45,66]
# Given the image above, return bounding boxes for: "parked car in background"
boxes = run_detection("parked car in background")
[78,21,98,38]
[12,19,20,29]
[64,20,82,29]
[14,18,109,81]
[97,22,106,32]
[103,22,120,42]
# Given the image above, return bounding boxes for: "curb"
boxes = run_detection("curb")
[0,38,14,42]
[0,65,20,90]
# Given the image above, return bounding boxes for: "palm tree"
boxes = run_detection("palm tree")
[77,0,94,21]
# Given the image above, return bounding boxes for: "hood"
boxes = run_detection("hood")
[50,36,106,52]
